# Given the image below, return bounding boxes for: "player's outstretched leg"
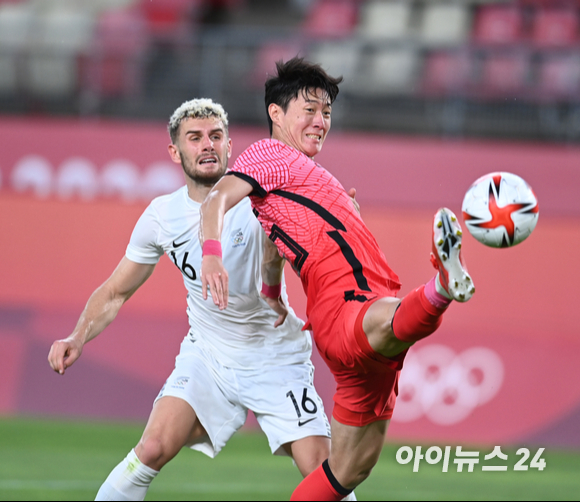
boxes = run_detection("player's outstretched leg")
[365,208,474,355]
[390,207,474,346]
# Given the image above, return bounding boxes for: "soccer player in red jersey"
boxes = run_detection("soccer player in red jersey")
[200,58,475,500]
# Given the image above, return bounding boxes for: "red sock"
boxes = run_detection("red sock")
[391,284,447,343]
[291,461,351,501]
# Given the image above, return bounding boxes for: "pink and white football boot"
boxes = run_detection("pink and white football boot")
[431,208,475,302]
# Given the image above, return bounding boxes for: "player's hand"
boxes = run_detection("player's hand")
[201,255,229,310]
[260,293,289,328]
[48,338,83,375]
[348,188,360,214]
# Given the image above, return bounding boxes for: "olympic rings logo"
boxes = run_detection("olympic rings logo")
[393,345,504,426]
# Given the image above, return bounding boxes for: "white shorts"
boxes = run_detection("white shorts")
[155,338,331,459]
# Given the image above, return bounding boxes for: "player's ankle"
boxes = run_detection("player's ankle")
[435,274,452,300]
[422,275,453,310]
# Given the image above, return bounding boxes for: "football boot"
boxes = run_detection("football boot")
[430,208,475,302]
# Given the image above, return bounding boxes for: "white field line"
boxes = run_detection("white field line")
[0,480,281,494]
[0,480,99,491]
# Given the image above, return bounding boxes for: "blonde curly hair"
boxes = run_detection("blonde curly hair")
[168,98,229,143]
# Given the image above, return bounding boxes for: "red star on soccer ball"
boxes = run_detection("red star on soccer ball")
[476,177,533,246]
[479,192,524,239]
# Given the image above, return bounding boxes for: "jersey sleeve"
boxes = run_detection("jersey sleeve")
[227,140,290,196]
[125,204,164,265]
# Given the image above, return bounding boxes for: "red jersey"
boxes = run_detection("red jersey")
[228,139,401,326]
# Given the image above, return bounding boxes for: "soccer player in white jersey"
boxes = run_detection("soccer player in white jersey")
[47,99,356,501]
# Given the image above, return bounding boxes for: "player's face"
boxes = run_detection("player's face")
[272,88,332,158]
[170,117,232,186]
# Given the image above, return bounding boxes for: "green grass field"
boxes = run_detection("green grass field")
[1,417,579,501]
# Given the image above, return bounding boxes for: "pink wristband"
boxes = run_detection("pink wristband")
[202,239,222,258]
[261,282,282,299]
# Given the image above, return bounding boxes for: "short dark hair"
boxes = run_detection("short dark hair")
[264,57,343,135]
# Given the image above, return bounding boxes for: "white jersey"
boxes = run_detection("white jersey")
[126,186,312,370]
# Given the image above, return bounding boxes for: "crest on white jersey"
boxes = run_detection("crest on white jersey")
[231,228,246,248]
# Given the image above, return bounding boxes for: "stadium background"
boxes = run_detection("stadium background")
[0,0,579,494]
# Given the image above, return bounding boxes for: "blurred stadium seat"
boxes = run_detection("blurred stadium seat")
[478,50,531,99]
[308,40,359,90]
[419,2,471,48]
[24,5,97,98]
[27,0,137,12]
[360,47,419,96]
[536,52,580,102]
[473,4,524,45]
[531,7,579,48]
[80,7,148,98]
[422,50,471,97]
[139,0,202,42]
[357,0,413,41]
[250,42,303,86]
[303,0,358,39]
[0,2,32,94]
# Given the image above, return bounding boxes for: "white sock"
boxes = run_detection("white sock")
[95,449,159,501]
[343,491,358,501]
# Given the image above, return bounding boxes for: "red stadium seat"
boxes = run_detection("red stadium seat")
[478,51,531,98]
[532,7,579,48]
[94,8,148,56]
[138,0,202,40]
[250,42,303,87]
[303,0,358,39]
[536,53,580,101]
[421,51,471,97]
[80,7,148,97]
[473,5,524,45]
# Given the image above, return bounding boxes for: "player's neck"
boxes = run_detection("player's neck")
[186,179,214,204]
[271,133,314,159]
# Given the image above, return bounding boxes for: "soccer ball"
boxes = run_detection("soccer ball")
[462,172,539,248]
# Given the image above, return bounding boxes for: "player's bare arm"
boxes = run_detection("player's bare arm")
[199,174,253,310]
[48,257,155,375]
[261,237,288,328]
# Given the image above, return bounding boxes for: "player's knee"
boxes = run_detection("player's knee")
[367,298,401,339]
[355,466,374,484]
[342,466,374,489]
[288,438,331,478]
[136,436,175,471]
[299,453,328,478]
